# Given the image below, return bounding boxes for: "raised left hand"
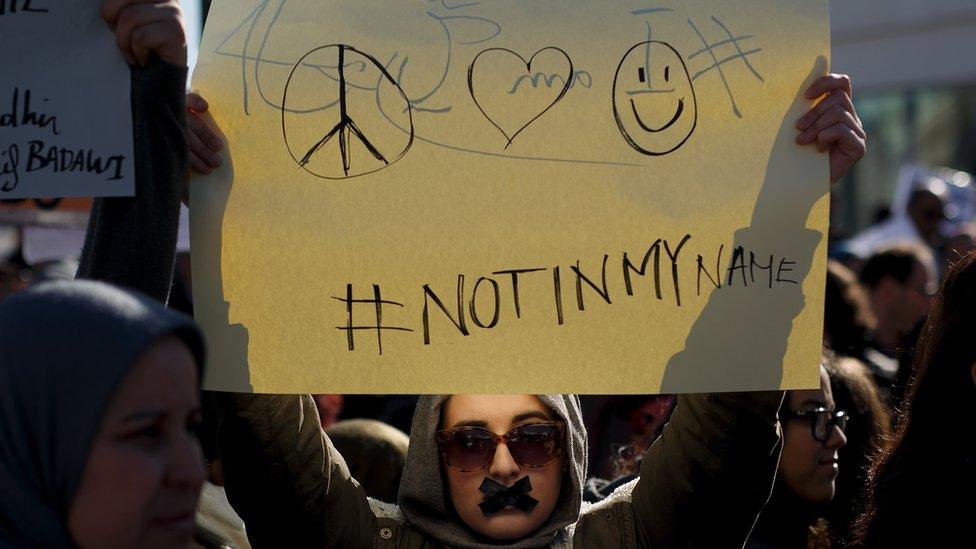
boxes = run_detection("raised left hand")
[101,0,187,67]
[795,74,867,184]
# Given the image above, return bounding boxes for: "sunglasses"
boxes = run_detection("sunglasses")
[782,406,849,443]
[435,421,565,472]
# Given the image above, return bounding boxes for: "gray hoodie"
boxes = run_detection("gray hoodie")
[398,395,588,549]
[217,389,785,548]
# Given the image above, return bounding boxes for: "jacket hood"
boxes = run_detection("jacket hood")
[398,395,587,548]
[0,280,205,546]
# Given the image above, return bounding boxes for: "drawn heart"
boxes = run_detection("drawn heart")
[467,47,574,149]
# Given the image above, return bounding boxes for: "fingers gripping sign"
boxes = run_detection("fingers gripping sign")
[186,93,223,175]
[794,74,866,184]
[101,0,186,67]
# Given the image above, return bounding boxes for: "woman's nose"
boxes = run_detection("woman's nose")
[824,423,848,450]
[488,442,521,481]
[169,431,207,489]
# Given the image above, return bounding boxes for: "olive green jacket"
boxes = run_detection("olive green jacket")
[216,391,782,548]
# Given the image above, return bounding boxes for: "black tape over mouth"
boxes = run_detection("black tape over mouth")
[478,476,539,515]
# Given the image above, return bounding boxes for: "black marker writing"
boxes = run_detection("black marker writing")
[469,276,500,328]
[777,259,798,284]
[0,0,48,15]
[0,141,127,193]
[333,284,413,355]
[623,235,690,307]
[0,144,19,192]
[553,266,564,326]
[697,244,724,294]
[492,268,546,318]
[1,88,60,135]
[572,255,611,311]
[624,239,663,299]
[727,246,748,286]
[750,252,774,288]
[663,234,691,306]
[25,140,125,180]
[338,236,801,350]
[696,244,797,295]
[422,275,470,345]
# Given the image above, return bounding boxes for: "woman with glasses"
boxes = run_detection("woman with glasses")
[746,362,849,549]
[0,2,219,547]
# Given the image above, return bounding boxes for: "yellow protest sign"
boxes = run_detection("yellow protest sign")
[192,0,830,394]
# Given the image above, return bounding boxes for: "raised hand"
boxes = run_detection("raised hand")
[101,0,187,67]
[186,93,223,175]
[795,74,866,184]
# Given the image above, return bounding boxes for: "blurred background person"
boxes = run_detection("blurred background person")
[846,176,948,259]
[854,250,976,548]
[581,395,676,502]
[326,419,410,504]
[857,244,935,405]
[823,259,876,361]
[312,394,345,429]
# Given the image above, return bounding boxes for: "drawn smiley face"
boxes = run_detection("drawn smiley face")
[612,41,698,156]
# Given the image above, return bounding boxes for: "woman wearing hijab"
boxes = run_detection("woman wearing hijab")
[0,1,216,546]
[0,280,206,547]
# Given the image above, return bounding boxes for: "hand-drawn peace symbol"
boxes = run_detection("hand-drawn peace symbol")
[281,44,415,180]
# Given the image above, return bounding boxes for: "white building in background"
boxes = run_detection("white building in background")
[831,0,976,234]
[831,0,976,92]
[183,0,203,82]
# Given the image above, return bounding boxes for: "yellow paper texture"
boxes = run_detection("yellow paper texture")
[191,0,830,394]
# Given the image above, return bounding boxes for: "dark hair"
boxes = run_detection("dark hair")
[853,251,976,546]
[859,245,931,289]
[822,354,890,546]
[906,186,945,211]
[750,358,835,549]
[824,261,876,357]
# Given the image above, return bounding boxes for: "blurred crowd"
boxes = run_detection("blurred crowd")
[1,2,973,548]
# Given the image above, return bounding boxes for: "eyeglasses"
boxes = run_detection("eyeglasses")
[782,407,848,442]
[435,421,565,472]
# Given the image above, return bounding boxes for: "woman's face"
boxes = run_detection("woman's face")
[68,336,205,548]
[441,395,564,541]
[779,367,847,503]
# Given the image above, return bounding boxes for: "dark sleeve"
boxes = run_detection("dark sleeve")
[216,393,378,548]
[631,391,784,548]
[76,58,188,304]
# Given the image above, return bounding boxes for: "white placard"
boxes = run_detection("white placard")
[0,1,134,199]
